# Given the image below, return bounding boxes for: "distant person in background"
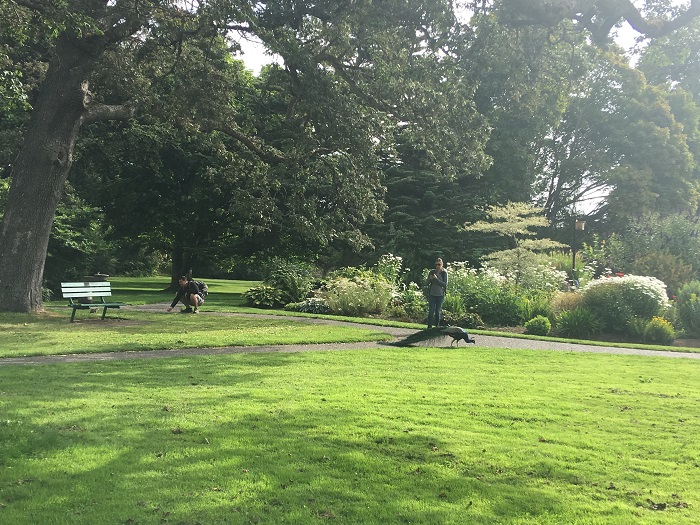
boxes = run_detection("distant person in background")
[427,258,448,328]
[167,276,204,314]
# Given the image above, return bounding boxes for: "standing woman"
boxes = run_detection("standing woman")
[427,258,448,328]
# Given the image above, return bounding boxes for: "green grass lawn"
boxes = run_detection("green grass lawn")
[2,276,699,524]
[1,348,698,524]
[0,311,393,358]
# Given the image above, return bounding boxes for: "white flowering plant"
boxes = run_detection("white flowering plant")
[581,274,670,333]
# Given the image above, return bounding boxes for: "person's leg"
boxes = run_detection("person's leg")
[180,294,194,312]
[435,294,445,327]
[427,295,436,328]
[191,294,203,313]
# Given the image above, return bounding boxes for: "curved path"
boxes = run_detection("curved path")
[2,304,699,366]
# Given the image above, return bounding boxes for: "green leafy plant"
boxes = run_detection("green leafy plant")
[320,276,394,316]
[445,263,523,326]
[442,292,466,318]
[550,291,583,318]
[643,316,675,345]
[455,312,486,329]
[244,285,283,308]
[521,293,553,321]
[555,307,602,339]
[390,282,427,321]
[263,257,317,304]
[283,298,332,314]
[580,275,669,333]
[375,253,405,284]
[524,315,551,336]
[675,281,700,337]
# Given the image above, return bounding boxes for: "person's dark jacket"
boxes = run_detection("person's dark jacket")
[427,269,448,296]
[170,280,200,308]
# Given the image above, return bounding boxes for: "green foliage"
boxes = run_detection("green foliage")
[590,216,700,289]
[263,257,317,304]
[457,312,486,329]
[521,293,554,321]
[628,251,695,298]
[365,168,485,283]
[444,263,524,326]
[675,281,700,337]
[524,315,552,336]
[466,202,550,239]
[390,282,427,321]
[244,285,283,308]
[43,184,116,290]
[374,253,404,285]
[442,292,466,318]
[479,287,525,327]
[643,317,676,345]
[319,276,395,317]
[465,203,567,291]
[580,275,669,333]
[555,307,602,339]
[550,292,583,318]
[283,298,331,314]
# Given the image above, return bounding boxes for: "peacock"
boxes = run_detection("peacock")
[393,326,476,347]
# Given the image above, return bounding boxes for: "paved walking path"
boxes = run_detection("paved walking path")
[2,304,699,366]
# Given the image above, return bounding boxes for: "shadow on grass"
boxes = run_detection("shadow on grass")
[0,356,565,524]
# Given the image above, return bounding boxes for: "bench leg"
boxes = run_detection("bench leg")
[70,307,77,323]
[101,306,108,320]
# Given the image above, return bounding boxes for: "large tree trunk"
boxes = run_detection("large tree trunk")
[0,36,99,312]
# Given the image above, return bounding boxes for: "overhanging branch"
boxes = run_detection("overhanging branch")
[208,122,287,165]
[81,83,137,125]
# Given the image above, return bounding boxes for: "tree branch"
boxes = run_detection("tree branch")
[81,82,137,125]
[10,0,50,12]
[208,122,287,165]
[502,0,700,40]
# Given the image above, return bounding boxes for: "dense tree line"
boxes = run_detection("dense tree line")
[2,0,700,310]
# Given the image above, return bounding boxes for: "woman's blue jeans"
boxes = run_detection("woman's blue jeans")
[428,294,445,328]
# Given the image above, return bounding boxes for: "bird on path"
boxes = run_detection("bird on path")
[393,326,476,347]
[441,326,476,346]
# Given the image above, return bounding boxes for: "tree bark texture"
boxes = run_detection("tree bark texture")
[0,36,99,312]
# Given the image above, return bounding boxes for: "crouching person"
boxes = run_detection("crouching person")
[167,276,204,314]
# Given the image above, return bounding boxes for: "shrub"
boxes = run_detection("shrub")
[478,288,524,327]
[443,293,466,318]
[443,263,524,327]
[555,307,602,339]
[389,282,427,321]
[441,311,485,329]
[459,312,486,329]
[521,293,553,321]
[244,285,283,308]
[283,298,332,314]
[629,251,694,298]
[524,315,551,336]
[375,253,404,284]
[676,281,700,337]
[643,316,675,345]
[580,275,669,333]
[320,276,395,316]
[264,258,317,304]
[626,317,648,342]
[550,292,583,319]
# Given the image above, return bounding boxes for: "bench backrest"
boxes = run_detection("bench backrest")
[61,281,113,298]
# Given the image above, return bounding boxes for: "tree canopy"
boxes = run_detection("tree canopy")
[3,0,700,311]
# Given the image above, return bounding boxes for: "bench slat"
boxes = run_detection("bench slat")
[61,281,113,288]
[63,291,112,298]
